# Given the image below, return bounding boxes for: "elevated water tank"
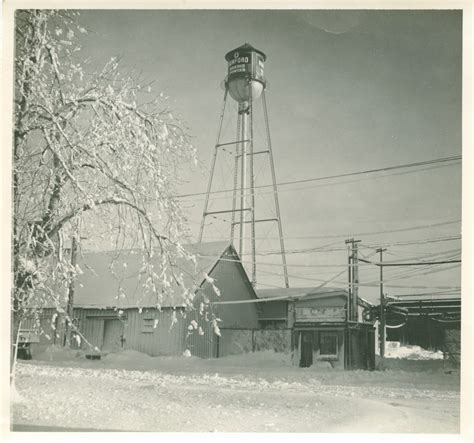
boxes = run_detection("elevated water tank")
[225,43,266,103]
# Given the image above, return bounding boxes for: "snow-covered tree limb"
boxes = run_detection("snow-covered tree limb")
[12,9,199,362]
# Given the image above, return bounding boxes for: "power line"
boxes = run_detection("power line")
[363,235,462,249]
[205,252,460,271]
[178,161,460,204]
[373,254,461,282]
[199,219,461,241]
[364,263,461,286]
[359,258,461,267]
[383,248,461,260]
[198,254,364,269]
[176,155,461,199]
[256,267,460,290]
[235,235,462,256]
[388,291,461,298]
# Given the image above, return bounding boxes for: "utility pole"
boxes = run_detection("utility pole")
[345,238,360,369]
[64,235,78,346]
[377,247,387,358]
[345,238,361,321]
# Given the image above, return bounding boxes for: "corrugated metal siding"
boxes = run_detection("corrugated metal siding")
[184,311,216,358]
[21,308,59,345]
[88,318,105,350]
[123,308,186,356]
[72,308,114,351]
[181,251,259,358]
[64,249,257,359]
[73,307,186,356]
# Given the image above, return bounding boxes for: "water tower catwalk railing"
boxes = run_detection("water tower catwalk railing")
[198,43,289,288]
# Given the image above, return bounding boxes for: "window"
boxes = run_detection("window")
[141,318,155,333]
[319,331,338,357]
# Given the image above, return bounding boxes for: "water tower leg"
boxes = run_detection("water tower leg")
[248,94,257,287]
[198,89,228,244]
[230,112,241,243]
[239,102,248,258]
[262,90,290,288]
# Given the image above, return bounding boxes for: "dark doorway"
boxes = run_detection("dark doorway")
[102,319,123,352]
[300,331,313,367]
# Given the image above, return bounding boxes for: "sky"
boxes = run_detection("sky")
[53,9,463,302]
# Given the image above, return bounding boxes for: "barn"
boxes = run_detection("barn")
[257,287,376,369]
[23,241,259,359]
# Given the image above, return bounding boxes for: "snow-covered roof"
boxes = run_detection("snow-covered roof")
[76,241,235,309]
[256,288,372,308]
[358,296,374,309]
[35,241,244,310]
[256,287,347,302]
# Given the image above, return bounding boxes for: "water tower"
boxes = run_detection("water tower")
[198,43,289,288]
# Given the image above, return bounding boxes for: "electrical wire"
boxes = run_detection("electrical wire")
[373,259,460,284]
[176,155,461,199]
[199,219,461,241]
[359,258,461,267]
[235,235,462,256]
[364,263,461,286]
[389,291,461,298]
[178,161,461,205]
[358,235,462,249]
[255,267,460,290]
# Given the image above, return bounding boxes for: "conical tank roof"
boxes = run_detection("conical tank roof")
[225,43,267,61]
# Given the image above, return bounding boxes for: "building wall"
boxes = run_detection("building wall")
[259,300,288,323]
[313,329,345,368]
[70,253,258,358]
[22,308,61,355]
[185,256,259,358]
[21,250,258,360]
[293,328,345,369]
[294,295,346,309]
[73,308,187,356]
[347,326,376,370]
[218,329,253,356]
[124,308,187,356]
[216,328,292,357]
[255,329,291,354]
[291,296,347,324]
[198,257,259,329]
[184,311,216,358]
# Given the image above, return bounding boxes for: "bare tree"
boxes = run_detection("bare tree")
[12,10,199,368]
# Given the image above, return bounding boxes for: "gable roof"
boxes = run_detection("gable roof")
[33,241,249,310]
[77,241,237,309]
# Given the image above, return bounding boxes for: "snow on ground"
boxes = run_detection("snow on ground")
[384,341,444,360]
[11,347,460,433]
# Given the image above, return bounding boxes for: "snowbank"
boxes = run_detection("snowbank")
[34,345,84,362]
[377,357,453,374]
[26,345,453,380]
[102,349,153,365]
[99,349,293,372]
[206,350,292,368]
[384,342,444,360]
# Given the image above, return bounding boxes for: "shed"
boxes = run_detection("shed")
[25,242,259,359]
[256,287,376,370]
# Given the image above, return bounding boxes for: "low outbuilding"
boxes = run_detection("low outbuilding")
[257,287,376,369]
[23,241,259,359]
